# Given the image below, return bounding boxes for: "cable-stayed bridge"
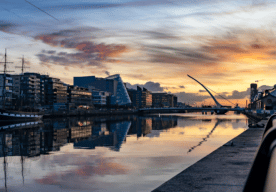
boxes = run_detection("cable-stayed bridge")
[138,107,244,114]
[139,75,245,115]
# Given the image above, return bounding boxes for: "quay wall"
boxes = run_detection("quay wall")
[152,127,264,192]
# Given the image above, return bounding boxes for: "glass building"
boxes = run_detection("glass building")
[74,74,131,106]
[106,74,131,106]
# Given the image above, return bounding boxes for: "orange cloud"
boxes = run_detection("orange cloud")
[35,29,129,69]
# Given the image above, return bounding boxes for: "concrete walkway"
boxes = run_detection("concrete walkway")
[152,128,264,192]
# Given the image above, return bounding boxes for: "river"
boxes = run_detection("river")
[0,112,248,192]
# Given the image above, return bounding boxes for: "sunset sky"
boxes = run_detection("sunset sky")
[1,0,276,106]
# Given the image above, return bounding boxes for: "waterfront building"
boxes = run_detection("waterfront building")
[127,88,139,108]
[19,73,43,108]
[173,95,178,107]
[10,73,71,110]
[74,76,117,93]
[106,74,131,106]
[45,77,68,106]
[253,85,276,110]
[250,83,258,109]
[74,74,131,106]
[141,87,152,108]
[177,102,186,107]
[250,83,258,103]
[90,88,110,106]
[11,73,50,109]
[152,93,177,108]
[127,86,152,108]
[106,95,117,107]
[12,75,21,97]
[67,85,92,107]
[0,74,13,109]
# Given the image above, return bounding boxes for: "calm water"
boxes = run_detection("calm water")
[0,113,248,192]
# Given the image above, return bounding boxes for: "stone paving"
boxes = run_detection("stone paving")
[152,128,264,192]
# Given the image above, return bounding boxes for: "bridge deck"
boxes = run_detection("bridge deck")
[139,107,244,112]
[152,128,263,192]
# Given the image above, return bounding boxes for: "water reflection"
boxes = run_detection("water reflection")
[187,120,220,153]
[0,116,178,159]
[0,114,247,192]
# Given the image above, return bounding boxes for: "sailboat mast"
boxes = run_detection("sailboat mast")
[0,49,14,110]
[2,50,7,110]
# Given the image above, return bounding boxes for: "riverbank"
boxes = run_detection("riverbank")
[152,127,264,192]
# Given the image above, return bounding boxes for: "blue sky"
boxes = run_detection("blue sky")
[1,0,275,105]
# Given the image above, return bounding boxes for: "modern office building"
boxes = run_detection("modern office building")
[128,88,139,107]
[140,87,152,108]
[11,73,49,109]
[91,88,109,106]
[152,93,177,108]
[19,73,42,108]
[45,77,68,106]
[74,76,116,94]
[106,74,131,106]
[12,75,21,97]
[127,86,152,108]
[74,74,131,106]
[67,86,92,107]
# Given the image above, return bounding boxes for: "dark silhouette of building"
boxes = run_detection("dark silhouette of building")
[67,85,92,107]
[152,93,177,107]
[127,86,152,108]
[0,74,13,109]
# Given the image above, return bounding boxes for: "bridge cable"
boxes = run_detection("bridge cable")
[205,86,235,105]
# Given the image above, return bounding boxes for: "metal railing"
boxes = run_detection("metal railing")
[243,114,276,192]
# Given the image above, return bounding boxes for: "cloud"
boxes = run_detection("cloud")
[179,85,185,88]
[0,21,17,33]
[199,89,206,92]
[124,74,148,80]
[222,88,250,100]
[47,0,219,11]
[141,30,181,40]
[48,3,120,11]
[258,85,273,91]
[147,45,220,66]
[126,81,164,92]
[36,51,101,68]
[175,87,250,104]
[142,28,276,81]
[35,29,129,68]
[47,1,173,12]
[174,92,210,104]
